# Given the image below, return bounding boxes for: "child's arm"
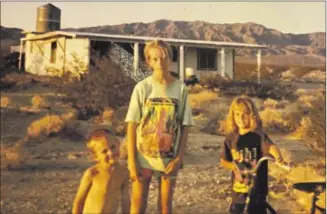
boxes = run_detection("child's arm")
[165,126,189,174]
[121,175,131,214]
[127,122,140,181]
[177,125,189,160]
[220,158,236,171]
[269,144,284,163]
[262,133,284,163]
[72,169,93,214]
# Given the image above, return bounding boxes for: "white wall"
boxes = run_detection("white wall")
[24,37,90,77]
[64,38,90,77]
[25,37,66,76]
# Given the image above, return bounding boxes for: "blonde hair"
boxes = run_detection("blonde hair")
[86,129,118,154]
[225,96,262,134]
[143,40,172,65]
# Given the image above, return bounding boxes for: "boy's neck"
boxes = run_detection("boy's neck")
[98,161,117,170]
[238,128,251,135]
[152,70,174,85]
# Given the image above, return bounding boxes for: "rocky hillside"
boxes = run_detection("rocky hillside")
[1,20,326,66]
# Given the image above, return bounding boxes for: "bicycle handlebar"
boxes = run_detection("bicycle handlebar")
[235,156,291,175]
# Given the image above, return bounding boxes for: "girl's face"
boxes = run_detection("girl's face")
[233,104,251,130]
[147,47,170,74]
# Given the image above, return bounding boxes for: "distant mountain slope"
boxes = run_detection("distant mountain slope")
[1,25,24,54]
[1,20,325,66]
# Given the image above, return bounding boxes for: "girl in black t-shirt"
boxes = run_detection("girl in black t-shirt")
[220,96,285,214]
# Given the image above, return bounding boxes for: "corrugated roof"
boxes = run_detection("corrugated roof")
[21,30,267,49]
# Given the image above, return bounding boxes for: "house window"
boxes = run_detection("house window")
[197,48,217,70]
[50,41,57,63]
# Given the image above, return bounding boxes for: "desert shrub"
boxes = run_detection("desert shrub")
[210,80,295,100]
[290,66,313,78]
[0,140,28,170]
[302,70,326,83]
[305,91,326,154]
[27,114,66,139]
[0,96,11,107]
[1,72,63,91]
[31,95,49,109]
[60,57,135,120]
[189,89,218,109]
[260,108,292,133]
[188,84,205,94]
[234,62,289,81]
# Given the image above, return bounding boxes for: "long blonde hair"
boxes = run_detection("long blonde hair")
[143,40,172,66]
[225,96,262,134]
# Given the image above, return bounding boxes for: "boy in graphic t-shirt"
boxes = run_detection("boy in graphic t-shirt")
[125,39,195,214]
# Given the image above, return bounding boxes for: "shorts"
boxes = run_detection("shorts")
[229,191,267,214]
[139,163,184,180]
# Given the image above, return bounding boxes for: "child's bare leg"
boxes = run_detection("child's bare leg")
[158,173,177,214]
[131,177,152,214]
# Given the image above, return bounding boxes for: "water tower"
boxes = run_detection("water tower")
[36,3,61,33]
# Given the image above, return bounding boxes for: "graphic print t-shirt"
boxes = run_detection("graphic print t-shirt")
[220,131,273,196]
[125,76,195,171]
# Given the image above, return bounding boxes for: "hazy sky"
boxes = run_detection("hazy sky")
[1,2,326,34]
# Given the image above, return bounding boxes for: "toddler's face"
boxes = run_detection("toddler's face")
[147,47,170,73]
[233,105,251,130]
[91,136,120,164]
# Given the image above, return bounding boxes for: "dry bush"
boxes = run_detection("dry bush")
[225,81,295,100]
[1,72,63,91]
[0,96,11,107]
[304,91,326,154]
[199,72,228,89]
[287,116,312,140]
[216,119,229,136]
[302,70,326,83]
[298,94,317,108]
[263,98,290,110]
[287,89,325,154]
[295,88,307,96]
[31,95,49,109]
[0,143,27,170]
[60,57,135,120]
[27,114,66,140]
[188,84,205,94]
[189,89,218,109]
[199,101,231,135]
[110,106,129,136]
[259,108,297,133]
[290,66,313,78]
[234,62,288,81]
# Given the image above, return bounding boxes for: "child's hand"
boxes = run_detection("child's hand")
[129,165,142,182]
[233,168,244,182]
[165,156,182,175]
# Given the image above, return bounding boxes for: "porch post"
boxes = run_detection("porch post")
[18,39,23,71]
[257,49,261,84]
[179,45,185,82]
[220,47,225,77]
[133,42,139,74]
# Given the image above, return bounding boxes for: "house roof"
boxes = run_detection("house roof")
[21,30,267,50]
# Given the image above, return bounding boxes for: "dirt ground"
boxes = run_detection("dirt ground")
[0,82,325,214]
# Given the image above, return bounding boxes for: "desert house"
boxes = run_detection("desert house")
[18,3,267,82]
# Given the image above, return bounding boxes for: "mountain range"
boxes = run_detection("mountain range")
[1,20,325,66]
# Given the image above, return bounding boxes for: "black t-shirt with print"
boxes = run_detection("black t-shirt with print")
[221,131,274,196]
